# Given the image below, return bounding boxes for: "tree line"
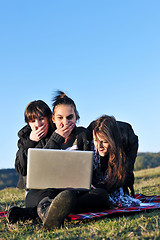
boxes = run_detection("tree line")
[0,169,19,190]
[134,152,160,171]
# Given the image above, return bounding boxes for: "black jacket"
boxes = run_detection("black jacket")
[15,125,54,189]
[15,125,91,189]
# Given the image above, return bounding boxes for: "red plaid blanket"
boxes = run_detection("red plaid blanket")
[68,194,160,220]
[1,194,160,221]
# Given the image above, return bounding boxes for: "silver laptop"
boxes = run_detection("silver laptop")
[27,148,93,190]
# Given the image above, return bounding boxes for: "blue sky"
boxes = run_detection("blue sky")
[0,0,160,169]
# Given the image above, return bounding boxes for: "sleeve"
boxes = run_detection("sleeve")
[118,122,138,196]
[87,121,95,141]
[43,131,65,149]
[125,124,139,172]
[92,177,123,193]
[15,137,37,176]
[76,128,91,151]
[118,121,138,172]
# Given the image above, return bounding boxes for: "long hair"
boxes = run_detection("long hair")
[93,115,126,191]
[52,90,80,120]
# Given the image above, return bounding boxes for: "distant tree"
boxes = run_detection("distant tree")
[0,169,19,190]
[135,152,160,171]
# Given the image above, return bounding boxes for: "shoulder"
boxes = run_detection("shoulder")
[117,121,132,130]
[117,121,136,136]
[18,125,31,139]
[87,121,95,132]
[117,121,137,137]
[75,126,90,136]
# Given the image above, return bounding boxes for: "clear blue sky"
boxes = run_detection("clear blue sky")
[0,0,160,169]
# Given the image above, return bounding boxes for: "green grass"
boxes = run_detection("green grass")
[0,167,160,239]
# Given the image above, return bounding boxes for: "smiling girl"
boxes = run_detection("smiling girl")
[92,115,141,208]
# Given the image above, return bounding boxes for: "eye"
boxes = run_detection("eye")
[39,117,44,121]
[67,115,73,120]
[57,116,63,120]
[31,119,36,123]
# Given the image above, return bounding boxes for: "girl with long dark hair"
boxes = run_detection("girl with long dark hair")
[92,115,141,207]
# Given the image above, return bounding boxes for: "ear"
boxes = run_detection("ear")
[76,111,80,121]
[52,114,55,123]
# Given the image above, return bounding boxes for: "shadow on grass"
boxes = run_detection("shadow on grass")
[135,175,160,183]
[0,199,25,212]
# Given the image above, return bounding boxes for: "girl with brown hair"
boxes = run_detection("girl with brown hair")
[92,115,141,207]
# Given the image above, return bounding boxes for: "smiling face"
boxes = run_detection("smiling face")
[52,104,77,129]
[93,131,110,157]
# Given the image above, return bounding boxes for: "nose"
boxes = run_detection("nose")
[35,119,42,128]
[99,141,103,148]
[63,117,69,126]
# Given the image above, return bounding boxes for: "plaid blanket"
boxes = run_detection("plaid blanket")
[1,194,160,221]
[68,194,160,221]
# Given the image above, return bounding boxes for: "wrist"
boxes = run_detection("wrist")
[52,131,65,144]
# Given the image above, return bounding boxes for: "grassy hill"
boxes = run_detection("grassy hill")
[0,166,160,239]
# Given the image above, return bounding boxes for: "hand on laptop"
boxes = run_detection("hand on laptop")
[29,124,48,142]
[55,123,75,140]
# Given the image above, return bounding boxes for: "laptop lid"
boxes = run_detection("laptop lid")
[26,148,93,190]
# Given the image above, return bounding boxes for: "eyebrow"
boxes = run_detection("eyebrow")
[56,114,74,117]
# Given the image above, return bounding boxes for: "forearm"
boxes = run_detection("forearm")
[43,131,65,149]
[76,128,91,151]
